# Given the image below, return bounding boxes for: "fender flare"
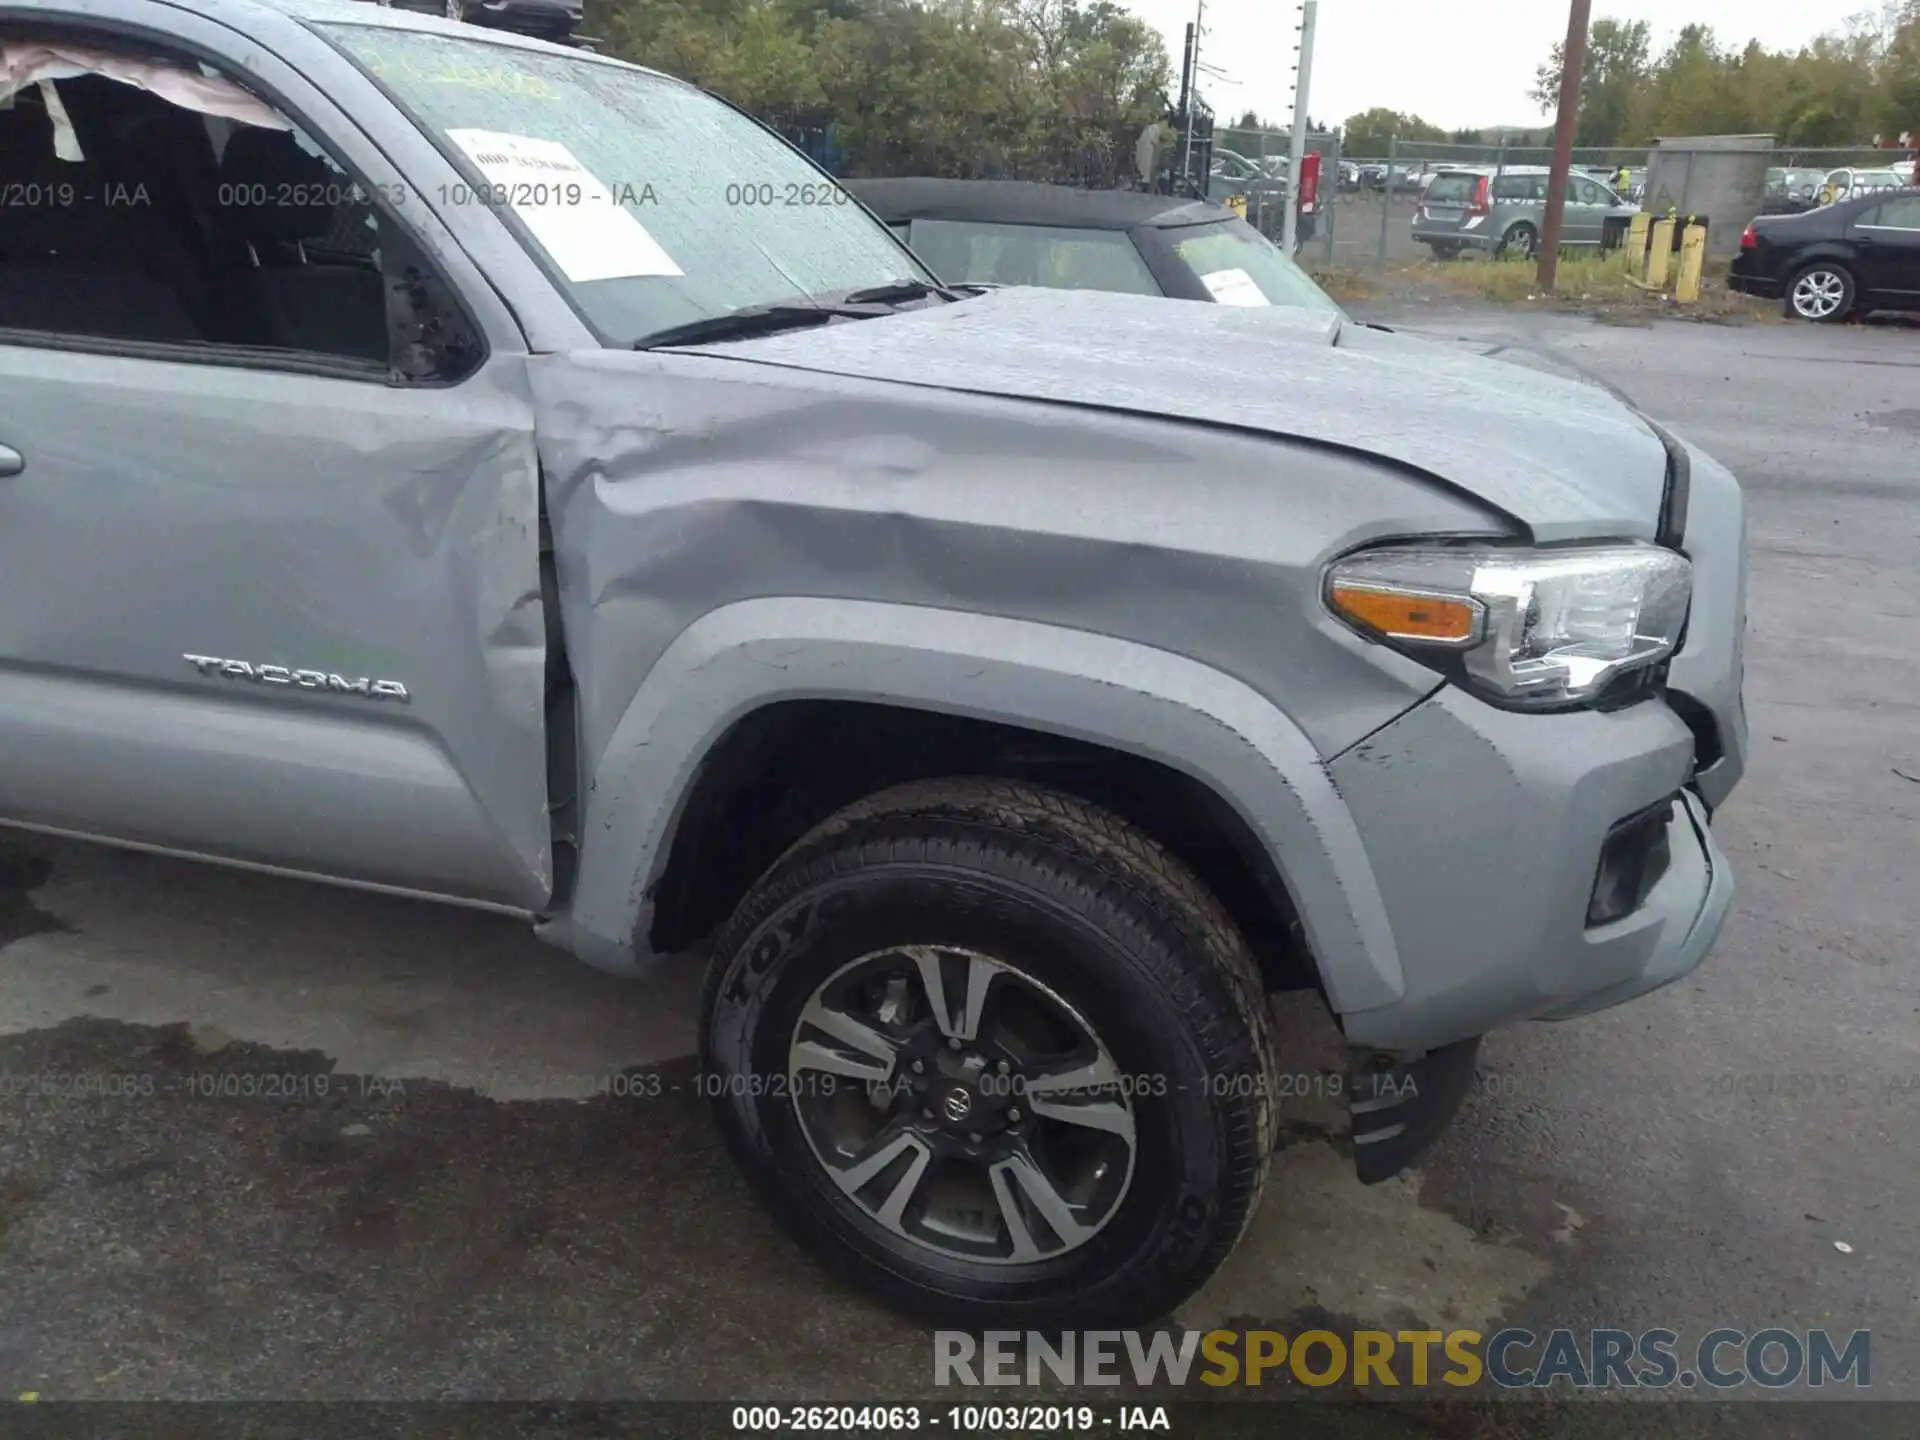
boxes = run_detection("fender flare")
[548,598,1405,1016]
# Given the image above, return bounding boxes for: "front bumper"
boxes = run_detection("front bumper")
[1411,223,1495,251]
[1327,690,1733,1054]
[1537,789,1730,1019]
[1337,779,1729,1183]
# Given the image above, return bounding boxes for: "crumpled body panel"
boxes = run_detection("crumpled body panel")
[688,287,1675,546]
[527,344,1515,964]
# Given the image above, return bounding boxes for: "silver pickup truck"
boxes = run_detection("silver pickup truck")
[0,0,1745,1326]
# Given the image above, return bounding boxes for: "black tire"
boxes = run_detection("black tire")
[1498,221,1538,258]
[700,777,1279,1327]
[1785,262,1855,323]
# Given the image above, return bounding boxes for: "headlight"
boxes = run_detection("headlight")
[1325,543,1692,709]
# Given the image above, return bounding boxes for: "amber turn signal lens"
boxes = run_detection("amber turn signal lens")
[1328,583,1482,645]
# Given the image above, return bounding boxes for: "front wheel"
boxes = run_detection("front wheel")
[700,778,1279,1327]
[1786,263,1854,322]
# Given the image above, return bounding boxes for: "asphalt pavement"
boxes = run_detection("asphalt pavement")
[2,308,1916,1434]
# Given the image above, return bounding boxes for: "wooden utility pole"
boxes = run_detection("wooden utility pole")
[1536,0,1592,290]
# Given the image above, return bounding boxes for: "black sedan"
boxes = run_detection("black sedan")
[843,178,1339,314]
[1731,189,1920,322]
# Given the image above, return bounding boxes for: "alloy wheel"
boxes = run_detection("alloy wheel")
[1791,269,1847,320]
[787,945,1137,1265]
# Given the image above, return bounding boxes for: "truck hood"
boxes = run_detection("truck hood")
[693,287,1673,544]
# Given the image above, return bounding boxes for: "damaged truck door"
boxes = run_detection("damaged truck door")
[0,24,553,908]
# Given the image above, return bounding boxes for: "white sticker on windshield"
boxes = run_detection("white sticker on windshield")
[1199,267,1272,307]
[447,129,683,283]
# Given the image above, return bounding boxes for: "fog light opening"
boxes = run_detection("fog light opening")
[1588,797,1677,926]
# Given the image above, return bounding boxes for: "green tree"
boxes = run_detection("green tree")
[1639,24,1741,134]
[1880,3,1920,139]
[1530,18,1652,147]
[1341,107,1445,155]
[1521,6,1920,149]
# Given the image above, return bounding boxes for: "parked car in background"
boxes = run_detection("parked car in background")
[1364,163,1418,192]
[386,0,581,41]
[1763,167,1827,215]
[1210,147,1257,181]
[1817,166,1910,207]
[1337,160,1362,190]
[1413,166,1638,259]
[846,179,1336,306]
[1731,188,1920,321]
[1413,163,1470,197]
[1207,147,1286,212]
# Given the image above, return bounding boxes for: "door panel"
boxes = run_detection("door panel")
[1853,198,1920,298]
[1566,178,1604,244]
[0,346,553,908]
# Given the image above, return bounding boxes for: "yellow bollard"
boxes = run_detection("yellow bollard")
[1645,217,1675,288]
[1626,212,1651,272]
[1674,221,1707,303]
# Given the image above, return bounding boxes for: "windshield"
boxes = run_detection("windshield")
[1163,221,1342,313]
[904,219,1162,295]
[1425,174,1479,205]
[315,25,932,344]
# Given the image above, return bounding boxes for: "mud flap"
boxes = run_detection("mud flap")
[1348,1036,1481,1184]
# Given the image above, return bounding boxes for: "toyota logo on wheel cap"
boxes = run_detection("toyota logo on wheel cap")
[942,1087,973,1122]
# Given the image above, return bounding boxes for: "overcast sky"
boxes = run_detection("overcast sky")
[1126,0,1868,132]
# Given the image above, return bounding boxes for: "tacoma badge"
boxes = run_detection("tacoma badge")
[183,653,410,702]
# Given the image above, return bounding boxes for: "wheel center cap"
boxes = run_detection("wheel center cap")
[941,1087,974,1123]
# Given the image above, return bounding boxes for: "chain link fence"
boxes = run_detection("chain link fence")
[1210,125,1345,259]
[1323,138,1917,268]
[799,118,1913,268]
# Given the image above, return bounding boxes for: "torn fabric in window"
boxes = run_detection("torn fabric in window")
[0,38,291,161]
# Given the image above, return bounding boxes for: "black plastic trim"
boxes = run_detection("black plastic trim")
[1587,793,1677,926]
[1665,688,1724,772]
[1642,416,1693,548]
[1349,1038,1483,1184]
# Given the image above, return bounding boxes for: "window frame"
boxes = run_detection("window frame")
[1858,196,1920,232]
[0,11,492,387]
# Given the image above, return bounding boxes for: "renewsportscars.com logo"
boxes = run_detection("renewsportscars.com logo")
[934,1328,1872,1390]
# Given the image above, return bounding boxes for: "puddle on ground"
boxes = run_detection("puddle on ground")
[1176,1140,1550,1333]
[0,845,71,949]
[1862,409,1920,434]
